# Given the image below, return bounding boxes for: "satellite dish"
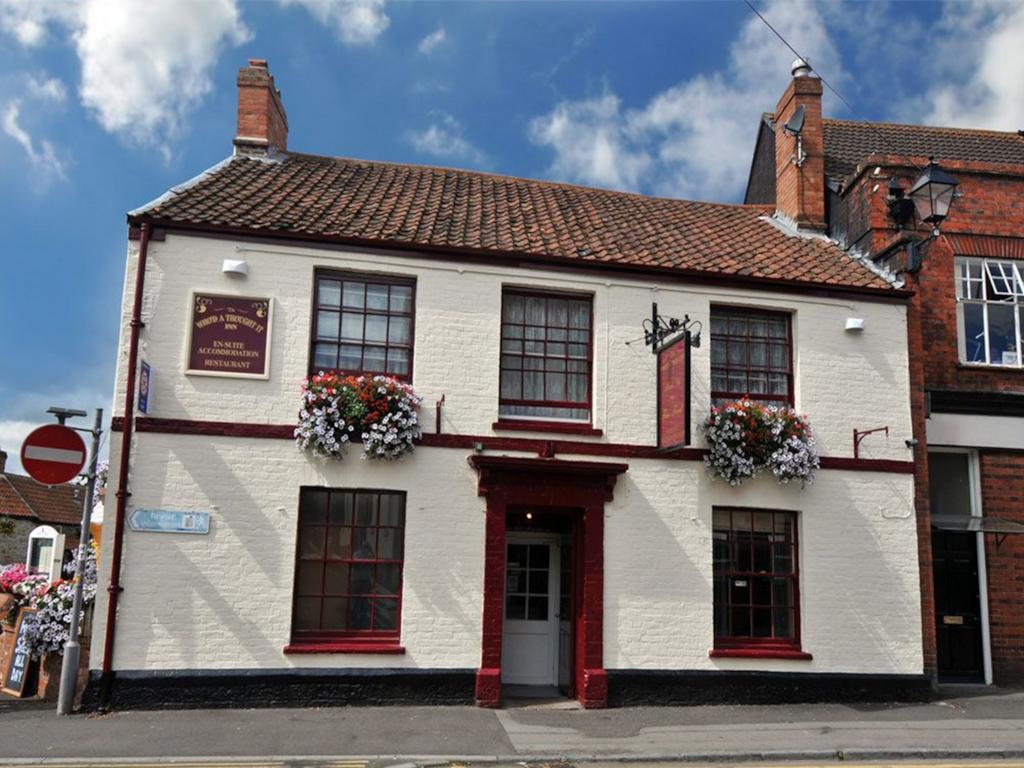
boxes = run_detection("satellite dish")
[782,105,805,136]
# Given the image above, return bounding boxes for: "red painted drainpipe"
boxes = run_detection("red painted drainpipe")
[98,220,151,710]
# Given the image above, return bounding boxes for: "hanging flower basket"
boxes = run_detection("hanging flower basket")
[702,399,819,487]
[295,373,422,461]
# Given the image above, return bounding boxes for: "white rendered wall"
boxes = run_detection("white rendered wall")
[92,232,921,675]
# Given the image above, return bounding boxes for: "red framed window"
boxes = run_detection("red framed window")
[499,290,592,422]
[311,272,414,379]
[710,307,792,406]
[713,508,800,649]
[291,488,405,642]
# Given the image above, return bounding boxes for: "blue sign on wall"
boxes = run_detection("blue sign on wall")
[128,508,210,535]
[138,361,152,414]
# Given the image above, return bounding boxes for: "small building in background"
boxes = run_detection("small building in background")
[0,450,81,567]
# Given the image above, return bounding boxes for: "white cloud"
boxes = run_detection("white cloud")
[0,420,36,475]
[2,100,67,183]
[529,0,845,201]
[280,0,389,45]
[24,74,67,104]
[0,0,79,47]
[418,24,446,54]
[922,1,1024,131]
[408,113,488,167]
[76,0,249,147]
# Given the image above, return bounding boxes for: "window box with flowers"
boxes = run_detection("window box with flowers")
[703,400,819,487]
[295,373,422,461]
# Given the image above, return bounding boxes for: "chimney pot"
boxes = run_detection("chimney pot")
[791,57,812,78]
[234,58,288,155]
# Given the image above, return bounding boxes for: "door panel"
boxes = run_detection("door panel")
[502,539,559,685]
[933,529,984,682]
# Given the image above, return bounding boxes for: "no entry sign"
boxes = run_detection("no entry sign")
[20,424,87,485]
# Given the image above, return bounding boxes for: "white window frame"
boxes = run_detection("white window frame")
[955,257,1024,368]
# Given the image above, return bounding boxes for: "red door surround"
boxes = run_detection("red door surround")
[468,455,627,709]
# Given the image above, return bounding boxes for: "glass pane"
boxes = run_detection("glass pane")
[524,371,543,399]
[525,296,546,324]
[769,344,788,370]
[529,545,549,569]
[339,344,362,370]
[329,492,354,525]
[313,343,337,371]
[343,282,365,308]
[376,563,400,595]
[773,577,794,611]
[988,303,1017,365]
[547,373,566,401]
[324,563,349,595]
[317,310,339,339]
[351,564,374,594]
[293,597,321,630]
[527,596,549,620]
[507,544,527,568]
[769,373,788,394]
[299,526,325,559]
[528,570,548,594]
[388,317,411,344]
[929,452,972,518]
[568,374,587,403]
[752,608,773,637]
[363,345,386,371]
[504,295,525,323]
[354,494,377,525]
[386,348,410,376]
[374,597,398,630]
[506,595,526,620]
[749,342,767,367]
[727,341,746,365]
[365,314,387,343]
[318,280,342,307]
[390,285,412,312]
[750,318,767,337]
[731,606,751,637]
[962,303,986,363]
[549,299,568,326]
[353,527,377,558]
[569,301,590,329]
[322,598,348,630]
[768,316,787,338]
[296,562,323,595]
[752,536,772,572]
[712,509,731,530]
[501,370,521,398]
[728,316,746,334]
[327,527,352,559]
[349,597,372,630]
[378,528,401,559]
[341,312,364,340]
[506,569,527,593]
[367,284,389,310]
[302,492,328,524]
[379,494,404,526]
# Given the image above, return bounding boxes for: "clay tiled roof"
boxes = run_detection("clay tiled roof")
[0,474,82,526]
[823,119,1024,182]
[132,152,895,292]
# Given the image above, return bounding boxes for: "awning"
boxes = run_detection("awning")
[932,515,1024,547]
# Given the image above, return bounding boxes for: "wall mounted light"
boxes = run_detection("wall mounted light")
[222,258,249,277]
[845,317,865,332]
[886,157,961,273]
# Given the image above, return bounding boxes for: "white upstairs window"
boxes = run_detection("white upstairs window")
[956,257,1024,367]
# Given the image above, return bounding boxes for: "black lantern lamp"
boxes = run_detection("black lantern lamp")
[909,157,960,232]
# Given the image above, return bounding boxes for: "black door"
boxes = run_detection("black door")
[932,529,984,682]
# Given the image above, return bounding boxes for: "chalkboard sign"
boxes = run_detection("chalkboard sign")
[2,607,36,697]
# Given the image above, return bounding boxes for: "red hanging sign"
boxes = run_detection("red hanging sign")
[657,333,690,449]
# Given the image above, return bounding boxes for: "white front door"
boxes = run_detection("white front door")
[501,536,560,686]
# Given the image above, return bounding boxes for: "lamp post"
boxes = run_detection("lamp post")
[886,157,961,272]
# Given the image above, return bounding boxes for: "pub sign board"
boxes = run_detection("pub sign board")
[657,332,691,449]
[186,293,272,379]
[2,608,36,697]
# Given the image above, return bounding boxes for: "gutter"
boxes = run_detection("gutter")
[98,220,151,711]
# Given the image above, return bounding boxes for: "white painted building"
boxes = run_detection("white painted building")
[89,60,927,710]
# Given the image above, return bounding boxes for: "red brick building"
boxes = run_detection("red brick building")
[0,450,82,566]
[746,60,1024,685]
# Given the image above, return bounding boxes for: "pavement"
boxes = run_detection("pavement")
[0,686,1023,766]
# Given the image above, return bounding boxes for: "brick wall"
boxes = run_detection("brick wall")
[979,451,1024,681]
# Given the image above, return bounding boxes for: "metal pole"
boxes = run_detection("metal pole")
[56,407,102,716]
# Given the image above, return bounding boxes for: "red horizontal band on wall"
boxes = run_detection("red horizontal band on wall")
[283,642,406,655]
[709,647,813,660]
[110,416,914,474]
[491,420,603,437]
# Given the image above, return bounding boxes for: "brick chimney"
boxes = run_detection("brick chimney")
[0,450,7,474]
[774,58,825,231]
[234,59,288,155]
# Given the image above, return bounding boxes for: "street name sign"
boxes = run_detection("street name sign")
[128,508,210,535]
[20,424,86,485]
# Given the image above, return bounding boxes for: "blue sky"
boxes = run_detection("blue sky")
[2,0,1023,472]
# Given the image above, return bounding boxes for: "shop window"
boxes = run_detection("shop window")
[310,271,414,379]
[713,508,800,649]
[710,307,793,407]
[499,290,592,422]
[956,257,1024,367]
[291,488,405,642]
